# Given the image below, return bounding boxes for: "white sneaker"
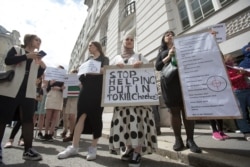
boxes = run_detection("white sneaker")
[86,146,97,161]
[57,146,78,159]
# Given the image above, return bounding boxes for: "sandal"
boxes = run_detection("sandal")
[4,141,13,148]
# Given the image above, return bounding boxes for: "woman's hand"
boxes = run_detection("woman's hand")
[133,61,142,68]
[116,63,125,68]
[26,52,39,59]
[50,80,56,85]
[169,46,175,55]
[162,46,175,64]
[26,52,46,66]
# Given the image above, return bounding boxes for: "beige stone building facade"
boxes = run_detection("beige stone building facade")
[69,0,250,70]
[0,25,21,71]
[68,0,250,126]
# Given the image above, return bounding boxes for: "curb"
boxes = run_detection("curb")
[156,141,249,167]
[102,130,250,167]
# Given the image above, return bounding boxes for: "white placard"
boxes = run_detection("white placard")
[174,31,241,120]
[44,67,66,82]
[101,64,159,107]
[211,23,226,43]
[64,74,80,86]
[78,59,101,76]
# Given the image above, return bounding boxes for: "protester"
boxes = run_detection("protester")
[224,54,250,141]
[155,30,201,153]
[152,105,161,135]
[33,76,47,139]
[3,120,24,148]
[238,42,250,69]
[209,30,229,141]
[0,34,46,161]
[43,65,65,141]
[62,69,80,142]
[109,34,158,167]
[57,41,109,160]
[4,66,44,151]
[238,42,250,123]
[210,120,229,140]
[60,98,68,138]
[151,70,162,135]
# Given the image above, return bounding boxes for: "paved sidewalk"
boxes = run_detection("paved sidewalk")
[102,112,250,167]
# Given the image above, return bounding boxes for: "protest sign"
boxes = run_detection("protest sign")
[174,31,241,120]
[44,67,66,82]
[198,23,226,43]
[63,85,80,98]
[101,64,159,107]
[64,74,80,86]
[78,59,101,76]
[210,23,226,43]
[63,74,80,98]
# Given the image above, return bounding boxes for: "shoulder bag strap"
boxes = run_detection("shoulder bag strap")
[138,54,141,61]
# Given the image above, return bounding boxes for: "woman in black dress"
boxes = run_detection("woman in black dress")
[0,34,46,161]
[155,30,201,153]
[58,41,109,160]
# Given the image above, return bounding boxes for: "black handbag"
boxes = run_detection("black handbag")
[161,60,178,83]
[0,70,15,83]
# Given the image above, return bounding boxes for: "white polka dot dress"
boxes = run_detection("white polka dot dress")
[109,106,158,155]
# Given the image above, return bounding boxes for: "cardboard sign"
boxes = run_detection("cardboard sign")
[101,64,159,107]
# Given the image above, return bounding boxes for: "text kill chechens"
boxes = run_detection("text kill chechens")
[106,70,158,101]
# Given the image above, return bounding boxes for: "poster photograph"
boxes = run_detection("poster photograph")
[174,31,242,120]
[101,64,159,107]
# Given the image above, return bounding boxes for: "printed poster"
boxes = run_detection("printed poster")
[174,31,241,120]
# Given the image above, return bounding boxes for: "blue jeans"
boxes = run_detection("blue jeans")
[234,89,250,133]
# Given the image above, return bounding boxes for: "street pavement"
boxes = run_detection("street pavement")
[102,112,250,167]
[0,114,191,167]
[1,112,250,167]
